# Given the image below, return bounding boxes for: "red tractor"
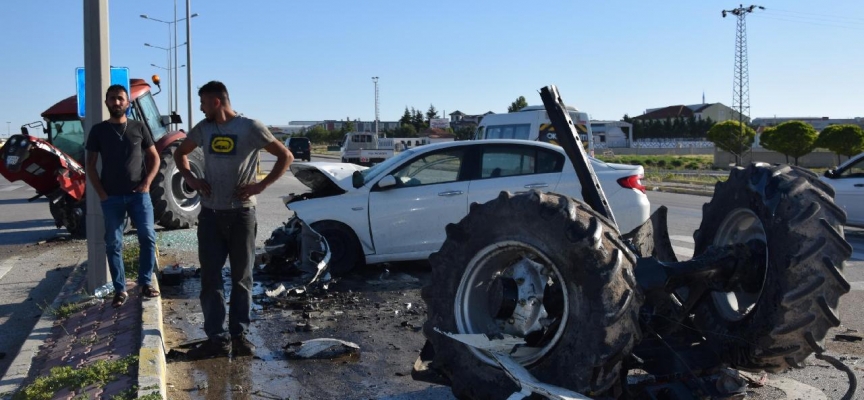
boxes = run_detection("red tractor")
[0,77,205,237]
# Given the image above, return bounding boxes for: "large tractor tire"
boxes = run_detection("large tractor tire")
[691,163,851,372]
[151,143,204,229]
[49,196,86,239]
[422,191,642,399]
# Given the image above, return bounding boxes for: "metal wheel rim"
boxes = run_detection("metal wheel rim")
[455,241,570,366]
[711,208,768,321]
[169,163,201,211]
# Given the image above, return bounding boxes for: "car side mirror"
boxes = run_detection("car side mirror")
[376,175,397,189]
[170,112,183,124]
[352,170,364,189]
[20,127,29,136]
[161,115,171,126]
[824,169,836,178]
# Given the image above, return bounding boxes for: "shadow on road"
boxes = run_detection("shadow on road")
[0,198,47,206]
[0,220,62,246]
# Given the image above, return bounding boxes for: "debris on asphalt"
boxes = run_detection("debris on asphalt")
[738,370,769,387]
[161,263,199,286]
[366,272,420,286]
[834,334,864,342]
[284,338,361,360]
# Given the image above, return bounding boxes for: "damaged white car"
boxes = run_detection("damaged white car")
[265,140,650,275]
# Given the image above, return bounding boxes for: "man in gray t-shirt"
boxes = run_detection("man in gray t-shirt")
[175,81,293,359]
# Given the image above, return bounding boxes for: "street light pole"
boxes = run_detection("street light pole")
[372,77,379,137]
[6,122,10,136]
[186,0,194,131]
[145,43,172,113]
[141,12,198,130]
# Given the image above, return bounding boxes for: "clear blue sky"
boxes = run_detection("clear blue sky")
[1,1,862,136]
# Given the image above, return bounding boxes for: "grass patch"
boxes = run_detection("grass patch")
[643,172,727,185]
[41,301,85,320]
[13,356,138,400]
[122,245,140,281]
[598,154,716,171]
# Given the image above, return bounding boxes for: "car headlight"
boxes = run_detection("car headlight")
[19,139,28,147]
[7,137,16,146]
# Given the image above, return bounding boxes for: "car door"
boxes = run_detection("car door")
[825,158,864,226]
[367,147,469,257]
[467,144,565,207]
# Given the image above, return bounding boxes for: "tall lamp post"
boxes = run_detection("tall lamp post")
[141,12,198,127]
[372,77,379,137]
[145,42,187,117]
[6,122,10,137]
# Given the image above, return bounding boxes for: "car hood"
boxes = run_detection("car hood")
[290,162,367,193]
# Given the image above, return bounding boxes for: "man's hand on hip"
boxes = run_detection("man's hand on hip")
[234,182,266,201]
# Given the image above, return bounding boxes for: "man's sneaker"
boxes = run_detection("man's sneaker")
[232,336,255,357]
[186,339,230,360]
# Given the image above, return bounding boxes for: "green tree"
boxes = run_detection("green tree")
[399,107,412,126]
[425,104,439,124]
[508,96,528,112]
[454,125,476,141]
[817,124,864,164]
[396,123,418,138]
[759,127,788,163]
[412,109,426,131]
[766,121,818,166]
[305,125,331,144]
[707,120,756,166]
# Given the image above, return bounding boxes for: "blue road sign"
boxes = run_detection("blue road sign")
[76,67,131,118]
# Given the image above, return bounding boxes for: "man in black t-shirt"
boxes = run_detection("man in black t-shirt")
[85,84,161,308]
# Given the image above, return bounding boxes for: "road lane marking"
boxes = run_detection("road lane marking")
[0,185,24,192]
[0,256,19,282]
[670,235,694,243]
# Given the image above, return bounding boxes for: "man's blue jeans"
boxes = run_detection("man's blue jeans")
[100,192,157,293]
[197,207,256,342]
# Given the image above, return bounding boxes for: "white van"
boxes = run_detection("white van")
[475,105,595,155]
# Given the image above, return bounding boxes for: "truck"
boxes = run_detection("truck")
[0,77,205,237]
[340,131,394,166]
[475,104,595,155]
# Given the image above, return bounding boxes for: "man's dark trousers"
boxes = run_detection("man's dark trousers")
[197,207,256,342]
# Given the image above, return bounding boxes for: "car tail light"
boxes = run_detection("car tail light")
[617,174,646,194]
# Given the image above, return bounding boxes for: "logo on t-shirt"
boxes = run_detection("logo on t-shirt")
[210,135,237,155]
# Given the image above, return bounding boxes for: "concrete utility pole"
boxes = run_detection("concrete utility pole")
[83,0,110,293]
[372,77,379,137]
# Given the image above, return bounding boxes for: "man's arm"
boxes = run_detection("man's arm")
[134,145,160,193]
[235,140,293,200]
[173,138,210,196]
[85,151,108,201]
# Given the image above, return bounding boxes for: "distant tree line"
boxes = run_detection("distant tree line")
[623,115,716,140]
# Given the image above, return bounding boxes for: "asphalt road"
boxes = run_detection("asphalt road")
[2,156,864,398]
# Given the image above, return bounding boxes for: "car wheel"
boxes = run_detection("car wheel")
[310,221,363,276]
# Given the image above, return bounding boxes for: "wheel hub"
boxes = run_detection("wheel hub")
[455,242,569,366]
[711,208,768,321]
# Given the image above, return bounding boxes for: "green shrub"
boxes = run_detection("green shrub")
[670,159,684,168]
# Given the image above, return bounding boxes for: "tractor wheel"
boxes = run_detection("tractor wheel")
[50,196,86,239]
[151,143,204,229]
[310,220,363,276]
[422,191,641,399]
[691,163,851,372]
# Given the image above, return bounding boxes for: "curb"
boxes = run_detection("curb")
[0,261,88,398]
[646,185,714,197]
[138,275,166,399]
[0,264,166,399]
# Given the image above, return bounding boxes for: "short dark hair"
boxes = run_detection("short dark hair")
[105,84,128,99]
[198,80,230,103]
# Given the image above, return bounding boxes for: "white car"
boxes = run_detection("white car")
[820,153,864,226]
[281,139,650,274]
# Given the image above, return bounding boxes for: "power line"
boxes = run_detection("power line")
[764,7,864,23]
[752,13,864,30]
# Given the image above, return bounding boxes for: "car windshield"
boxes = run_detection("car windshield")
[359,147,419,184]
[134,91,168,141]
[49,119,86,163]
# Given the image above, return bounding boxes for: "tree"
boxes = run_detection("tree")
[759,127,788,163]
[412,109,426,131]
[454,125,476,141]
[425,104,439,124]
[707,120,756,166]
[305,125,331,144]
[766,121,819,166]
[395,123,418,138]
[399,107,412,126]
[817,124,864,164]
[508,96,528,112]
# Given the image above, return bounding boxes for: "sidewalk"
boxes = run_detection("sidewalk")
[0,262,165,399]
